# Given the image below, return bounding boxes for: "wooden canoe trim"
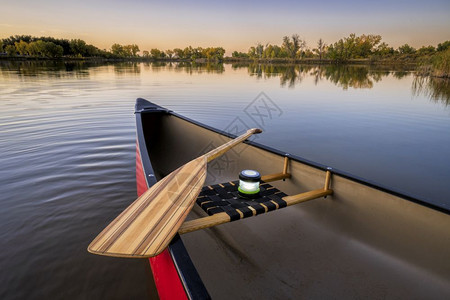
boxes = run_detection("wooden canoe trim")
[282,188,333,205]
[283,156,289,174]
[178,213,231,234]
[261,172,291,182]
[261,156,291,183]
[324,170,332,190]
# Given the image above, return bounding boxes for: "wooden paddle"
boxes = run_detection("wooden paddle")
[88,128,262,258]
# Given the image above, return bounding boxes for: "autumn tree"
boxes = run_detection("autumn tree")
[316,38,326,60]
[282,34,306,59]
[166,49,174,59]
[70,39,88,57]
[327,34,382,61]
[124,44,139,57]
[5,45,16,56]
[28,41,44,56]
[173,48,183,59]
[375,42,394,56]
[42,42,63,57]
[15,40,29,55]
[150,48,165,59]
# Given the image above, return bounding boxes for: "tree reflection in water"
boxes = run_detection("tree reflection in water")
[1,61,447,105]
[240,63,399,90]
[413,76,450,106]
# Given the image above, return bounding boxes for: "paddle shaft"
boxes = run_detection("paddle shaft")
[205,128,262,162]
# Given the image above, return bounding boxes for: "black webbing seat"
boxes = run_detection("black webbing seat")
[196,181,288,222]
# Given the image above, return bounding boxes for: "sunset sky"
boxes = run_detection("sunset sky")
[1,0,449,54]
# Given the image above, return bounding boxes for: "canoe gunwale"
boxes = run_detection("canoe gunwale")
[136,98,448,216]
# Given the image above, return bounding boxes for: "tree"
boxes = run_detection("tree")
[282,34,305,59]
[150,48,164,59]
[183,46,194,60]
[375,42,394,57]
[166,49,174,59]
[437,41,450,52]
[5,45,16,56]
[255,43,264,58]
[417,45,436,56]
[355,34,381,58]
[70,39,87,57]
[316,38,326,60]
[111,43,125,56]
[173,48,183,59]
[125,44,140,57]
[42,42,63,57]
[248,46,256,58]
[15,40,29,55]
[142,50,150,58]
[28,41,44,56]
[232,51,248,58]
[398,44,415,54]
[0,40,3,52]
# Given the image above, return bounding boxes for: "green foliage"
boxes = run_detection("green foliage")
[111,43,124,56]
[315,38,326,59]
[150,48,165,59]
[15,40,29,55]
[1,33,448,65]
[232,51,249,58]
[166,49,174,59]
[417,46,436,56]
[374,42,394,57]
[327,34,382,61]
[173,48,183,59]
[42,42,64,57]
[70,39,88,57]
[282,34,306,59]
[398,44,416,54]
[5,45,17,56]
[437,41,450,52]
[430,48,450,76]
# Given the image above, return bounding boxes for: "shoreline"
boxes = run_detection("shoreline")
[0,55,418,65]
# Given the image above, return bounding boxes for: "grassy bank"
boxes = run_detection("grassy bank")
[416,49,450,78]
[224,57,420,66]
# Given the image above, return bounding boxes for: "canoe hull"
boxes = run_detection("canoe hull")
[136,98,450,299]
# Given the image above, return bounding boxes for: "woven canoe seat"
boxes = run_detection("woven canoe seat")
[197,181,288,222]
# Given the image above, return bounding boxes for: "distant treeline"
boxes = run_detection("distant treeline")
[0,35,225,61]
[232,34,450,63]
[1,34,449,67]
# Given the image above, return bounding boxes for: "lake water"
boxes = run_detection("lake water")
[0,61,449,299]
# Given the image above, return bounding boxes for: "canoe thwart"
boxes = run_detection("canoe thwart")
[179,178,333,235]
[261,156,291,183]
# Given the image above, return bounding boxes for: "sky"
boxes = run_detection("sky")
[1,0,449,54]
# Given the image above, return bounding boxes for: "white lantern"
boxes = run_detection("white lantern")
[238,170,261,197]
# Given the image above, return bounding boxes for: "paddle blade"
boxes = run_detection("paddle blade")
[88,157,207,258]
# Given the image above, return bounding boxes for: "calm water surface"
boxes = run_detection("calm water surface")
[0,61,449,299]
